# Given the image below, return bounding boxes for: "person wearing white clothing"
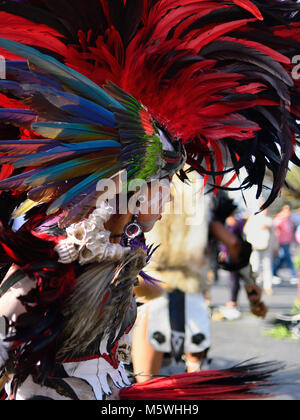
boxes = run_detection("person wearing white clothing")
[244,210,276,295]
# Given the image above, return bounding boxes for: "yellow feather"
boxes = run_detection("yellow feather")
[13,199,40,218]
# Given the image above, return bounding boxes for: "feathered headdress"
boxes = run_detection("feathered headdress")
[0,0,298,226]
[0,0,298,399]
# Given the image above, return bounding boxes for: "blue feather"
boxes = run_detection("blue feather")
[5,61,29,71]
[23,158,100,186]
[0,38,124,111]
[13,141,120,167]
[27,178,84,202]
[11,147,75,167]
[43,87,116,125]
[47,164,122,214]
[63,140,120,150]
[0,80,25,97]
[0,140,55,154]
[58,185,99,226]
[30,122,118,141]
[22,145,120,186]
[0,167,43,190]
[25,86,117,126]
[6,62,63,91]
[0,80,117,126]
[0,108,37,125]
[0,139,54,146]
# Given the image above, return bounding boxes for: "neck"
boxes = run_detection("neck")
[105,213,132,243]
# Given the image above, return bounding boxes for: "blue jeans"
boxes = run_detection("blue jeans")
[273,243,297,278]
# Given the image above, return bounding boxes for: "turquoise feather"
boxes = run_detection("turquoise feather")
[0,81,117,126]
[13,142,120,167]
[31,122,119,141]
[0,38,125,111]
[19,144,120,184]
[47,164,122,214]
[20,84,117,126]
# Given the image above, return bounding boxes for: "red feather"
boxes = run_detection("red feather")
[0,163,14,185]
[0,12,68,60]
[274,22,300,41]
[232,0,264,21]
[0,93,26,110]
[147,2,231,42]
[219,36,291,65]
[119,363,278,400]
[99,0,111,26]
[139,108,154,136]
[0,389,7,401]
[223,172,239,189]
[210,142,224,194]
[185,18,257,51]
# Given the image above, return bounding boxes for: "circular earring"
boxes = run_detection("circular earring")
[122,207,143,245]
[121,195,146,246]
[123,215,143,243]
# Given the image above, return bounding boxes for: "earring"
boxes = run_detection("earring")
[122,195,145,246]
[123,213,143,244]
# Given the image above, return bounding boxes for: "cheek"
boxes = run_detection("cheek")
[137,189,161,216]
[161,184,171,208]
[137,180,171,219]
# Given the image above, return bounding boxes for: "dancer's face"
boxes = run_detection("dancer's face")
[136,177,172,232]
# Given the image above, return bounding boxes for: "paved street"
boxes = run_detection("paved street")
[209,271,300,400]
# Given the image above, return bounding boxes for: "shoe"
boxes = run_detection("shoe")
[290,278,299,285]
[226,301,238,308]
[276,313,300,323]
[219,306,242,321]
[272,276,282,285]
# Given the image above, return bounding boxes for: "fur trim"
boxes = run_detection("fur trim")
[57,249,147,360]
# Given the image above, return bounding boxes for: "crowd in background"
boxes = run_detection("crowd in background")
[221,204,299,310]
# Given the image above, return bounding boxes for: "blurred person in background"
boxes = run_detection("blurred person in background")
[244,208,277,295]
[273,205,298,285]
[220,211,246,311]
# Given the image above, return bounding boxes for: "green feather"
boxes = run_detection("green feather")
[105,82,164,185]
